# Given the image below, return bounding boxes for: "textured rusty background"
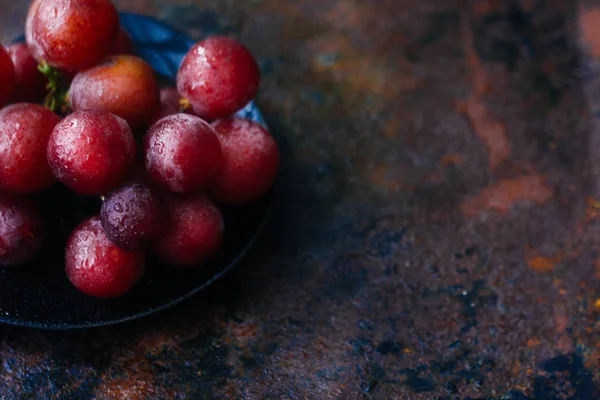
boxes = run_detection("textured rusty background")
[3,0,600,398]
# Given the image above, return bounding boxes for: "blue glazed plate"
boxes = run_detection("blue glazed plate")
[0,13,271,329]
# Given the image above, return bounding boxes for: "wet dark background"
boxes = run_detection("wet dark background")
[3,0,600,398]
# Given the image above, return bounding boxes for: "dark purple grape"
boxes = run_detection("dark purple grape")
[100,181,163,251]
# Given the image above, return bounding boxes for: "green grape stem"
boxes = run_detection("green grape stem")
[38,62,70,114]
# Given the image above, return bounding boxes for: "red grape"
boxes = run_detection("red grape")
[0,45,16,107]
[28,0,119,72]
[156,193,223,267]
[110,27,135,55]
[176,36,260,120]
[70,55,159,130]
[6,43,47,103]
[66,216,145,298]
[209,118,279,203]
[47,110,136,195]
[100,181,163,251]
[0,104,60,194]
[149,87,186,126]
[144,114,222,193]
[0,193,46,266]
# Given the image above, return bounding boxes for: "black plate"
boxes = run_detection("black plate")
[0,13,272,329]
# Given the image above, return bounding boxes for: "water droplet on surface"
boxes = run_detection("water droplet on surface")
[114,203,123,213]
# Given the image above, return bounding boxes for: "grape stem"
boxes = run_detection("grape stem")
[179,98,192,112]
[38,62,70,114]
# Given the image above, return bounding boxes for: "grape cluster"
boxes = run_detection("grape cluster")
[0,0,280,298]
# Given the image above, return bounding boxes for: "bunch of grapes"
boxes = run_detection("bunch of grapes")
[0,0,279,298]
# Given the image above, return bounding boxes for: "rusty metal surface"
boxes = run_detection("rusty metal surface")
[2,0,600,398]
